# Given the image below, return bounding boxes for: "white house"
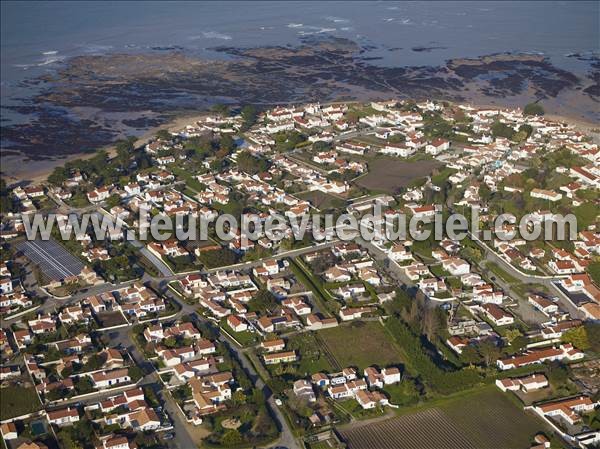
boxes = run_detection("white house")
[425,139,450,155]
[47,407,80,426]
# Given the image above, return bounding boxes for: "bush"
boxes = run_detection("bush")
[198,248,238,269]
[384,317,483,395]
[128,366,144,382]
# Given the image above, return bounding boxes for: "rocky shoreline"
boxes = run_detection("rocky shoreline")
[1,37,598,180]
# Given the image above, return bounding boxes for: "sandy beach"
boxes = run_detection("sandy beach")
[2,101,598,186]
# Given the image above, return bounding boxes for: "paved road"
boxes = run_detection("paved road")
[219,336,300,449]
[471,232,583,319]
[150,239,340,284]
[159,286,301,449]
[94,210,174,277]
[0,276,138,326]
[159,387,198,449]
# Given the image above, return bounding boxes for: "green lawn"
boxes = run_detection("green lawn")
[318,320,406,370]
[486,261,520,284]
[220,321,257,347]
[336,398,386,420]
[511,282,549,298]
[170,166,204,192]
[0,386,42,420]
[429,264,447,278]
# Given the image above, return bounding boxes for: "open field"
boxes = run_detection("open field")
[297,190,346,210]
[287,332,337,375]
[318,320,405,370]
[355,158,441,194]
[0,386,42,420]
[95,310,128,328]
[339,387,556,449]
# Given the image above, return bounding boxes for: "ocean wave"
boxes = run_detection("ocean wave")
[287,23,304,28]
[298,27,336,36]
[15,54,65,69]
[383,17,413,25]
[81,44,113,54]
[38,56,65,66]
[325,16,349,23]
[42,50,58,55]
[200,31,232,40]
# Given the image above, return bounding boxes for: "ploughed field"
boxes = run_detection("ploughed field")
[339,387,550,449]
[340,408,477,449]
[354,158,441,194]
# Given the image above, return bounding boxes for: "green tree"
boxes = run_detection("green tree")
[248,290,278,313]
[47,167,68,187]
[156,129,172,140]
[75,377,94,394]
[231,389,246,405]
[587,262,600,286]
[546,361,568,387]
[220,429,242,446]
[505,328,522,344]
[524,102,544,116]
[491,121,515,139]
[584,322,600,352]
[479,184,493,204]
[212,103,230,116]
[312,140,332,151]
[219,134,235,154]
[84,354,104,371]
[115,136,136,168]
[105,194,121,209]
[510,335,528,353]
[477,340,501,367]
[460,345,481,366]
[128,366,143,382]
[241,104,258,130]
[198,248,238,269]
[562,326,590,350]
[518,124,534,138]
[236,151,269,174]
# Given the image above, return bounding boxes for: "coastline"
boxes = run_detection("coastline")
[1,111,213,185]
[2,101,598,186]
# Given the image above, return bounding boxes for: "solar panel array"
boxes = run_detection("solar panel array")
[17,239,85,282]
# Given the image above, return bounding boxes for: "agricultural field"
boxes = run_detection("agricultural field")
[354,158,441,194]
[438,387,557,449]
[339,387,557,449]
[340,408,477,449]
[317,320,406,370]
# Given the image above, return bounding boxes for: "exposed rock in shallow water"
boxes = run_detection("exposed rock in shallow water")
[1,37,597,159]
